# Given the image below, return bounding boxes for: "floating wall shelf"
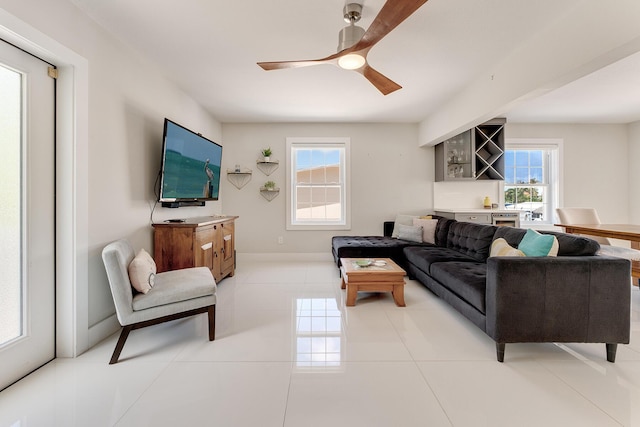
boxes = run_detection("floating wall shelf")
[226,168,252,189]
[259,187,280,202]
[256,160,279,176]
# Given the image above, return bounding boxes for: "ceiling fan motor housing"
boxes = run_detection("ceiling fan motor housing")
[338,3,364,51]
[338,24,365,51]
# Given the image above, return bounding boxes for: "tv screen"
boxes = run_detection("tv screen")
[159,119,222,204]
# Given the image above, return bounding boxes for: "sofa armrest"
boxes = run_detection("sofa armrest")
[485,256,630,344]
[384,221,395,237]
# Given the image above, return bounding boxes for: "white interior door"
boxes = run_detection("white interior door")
[0,40,56,390]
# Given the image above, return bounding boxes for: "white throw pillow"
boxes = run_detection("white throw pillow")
[490,238,526,257]
[413,218,438,244]
[128,248,157,294]
[391,214,418,238]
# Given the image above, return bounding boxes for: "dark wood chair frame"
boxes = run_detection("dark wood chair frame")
[110,304,215,364]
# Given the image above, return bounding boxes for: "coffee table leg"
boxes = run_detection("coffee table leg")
[346,284,357,306]
[392,283,406,307]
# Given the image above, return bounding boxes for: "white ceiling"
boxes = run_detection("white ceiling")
[68,0,640,124]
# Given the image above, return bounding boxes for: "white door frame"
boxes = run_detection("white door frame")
[0,9,90,357]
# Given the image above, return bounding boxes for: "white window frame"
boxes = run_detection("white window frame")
[286,137,351,231]
[500,139,563,226]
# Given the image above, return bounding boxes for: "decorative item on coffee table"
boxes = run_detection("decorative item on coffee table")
[340,257,406,307]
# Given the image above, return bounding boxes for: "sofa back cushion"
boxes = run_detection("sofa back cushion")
[434,217,455,247]
[493,226,600,256]
[446,222,498,262]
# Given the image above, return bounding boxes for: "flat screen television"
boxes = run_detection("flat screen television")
[158,118,222,207]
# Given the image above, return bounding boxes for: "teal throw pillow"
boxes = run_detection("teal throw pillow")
[518,229,559,257]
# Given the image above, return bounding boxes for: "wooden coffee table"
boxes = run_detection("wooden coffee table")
[340,258,406,307]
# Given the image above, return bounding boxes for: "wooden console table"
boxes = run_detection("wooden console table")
[153,216,237,282]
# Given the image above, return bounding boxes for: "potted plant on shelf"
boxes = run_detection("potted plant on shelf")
[263,180,277,191]
[261,147,272,162]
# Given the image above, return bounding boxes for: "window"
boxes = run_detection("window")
[286,137,350,230]
[502,140,561,225]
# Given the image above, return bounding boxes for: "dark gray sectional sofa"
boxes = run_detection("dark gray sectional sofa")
[332,216,631,362]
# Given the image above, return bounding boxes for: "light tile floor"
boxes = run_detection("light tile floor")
[1,259,640,426]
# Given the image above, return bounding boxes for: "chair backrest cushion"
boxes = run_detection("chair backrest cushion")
[556,207,611,245]
[102,240,136,324]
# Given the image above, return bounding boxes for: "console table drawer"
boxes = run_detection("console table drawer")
[453,213,491,224]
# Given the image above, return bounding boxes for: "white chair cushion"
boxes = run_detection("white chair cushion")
[598,245,640,261]
[132,266,216,311]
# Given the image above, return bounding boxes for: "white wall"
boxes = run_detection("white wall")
[433,181,501,210]
[430,123,632,223]
[629,121,640,224]
[0,0,222,350]
[221,123,432,253]
[507,123,630,222]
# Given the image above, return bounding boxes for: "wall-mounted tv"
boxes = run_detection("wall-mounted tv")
[158,118,222,207]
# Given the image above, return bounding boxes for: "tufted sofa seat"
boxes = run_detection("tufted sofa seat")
[331,216,631,363]
[331,235,420,271]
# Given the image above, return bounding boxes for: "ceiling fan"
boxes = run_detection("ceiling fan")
[257,0,428,95]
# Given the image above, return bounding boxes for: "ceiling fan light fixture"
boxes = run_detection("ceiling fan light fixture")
[338,53,366,70]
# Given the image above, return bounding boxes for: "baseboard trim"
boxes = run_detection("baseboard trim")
[237,252,333,263]
[87,314,120,350]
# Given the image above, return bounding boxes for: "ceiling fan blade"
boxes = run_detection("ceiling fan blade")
[357,64,402,95]
[258,52,341,70]
[355,0,428,51]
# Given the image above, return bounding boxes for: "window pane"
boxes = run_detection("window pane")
[309,166,325,184]
[505,167,515,184]
[296,168,311,184]
[311,187,326,207]
[0,65,22,345]
[505,185,548,221]
[504,151,514,168]
[326,186,341,204]
[325,149,340,166]
[515,151,529,166]
[530,150,543,166]
[515,167,529,184]
[296,186,310,203]
[296,149,311,167]
[311,150,324,169]
[530,167,543,183]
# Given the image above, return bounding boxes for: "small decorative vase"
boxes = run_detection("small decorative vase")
[263,156,270,162]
